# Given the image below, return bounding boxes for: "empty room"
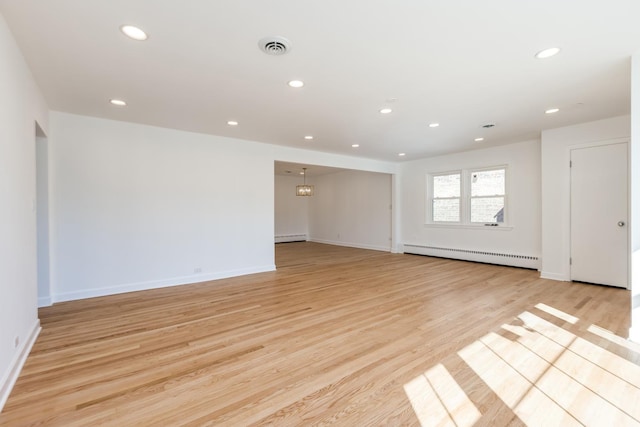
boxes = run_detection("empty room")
[1,1,640,425]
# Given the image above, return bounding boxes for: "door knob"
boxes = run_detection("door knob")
[618,221,625,227]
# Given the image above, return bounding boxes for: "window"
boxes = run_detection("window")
[470,168,505,224]
[432,172,461,222]
[427,166,507,226]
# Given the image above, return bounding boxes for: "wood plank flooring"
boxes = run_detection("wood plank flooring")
[1,242,638,426]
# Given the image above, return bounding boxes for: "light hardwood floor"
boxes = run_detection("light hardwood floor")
[1,242,638,426]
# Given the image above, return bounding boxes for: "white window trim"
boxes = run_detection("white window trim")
[426,165,511,229]
[426,170,462,224]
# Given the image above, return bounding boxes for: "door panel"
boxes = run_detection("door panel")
[570,143,628,288]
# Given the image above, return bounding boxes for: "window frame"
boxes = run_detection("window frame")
[427,170,462,224]
[426,165,510,228]
[468,166,507,225]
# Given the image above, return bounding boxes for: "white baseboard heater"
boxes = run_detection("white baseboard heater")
[403,244,540,270]
[275,234,308,243]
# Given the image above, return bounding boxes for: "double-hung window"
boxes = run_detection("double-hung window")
[431,172,461,223]
[428,166,507,226]
[470,168,505,224]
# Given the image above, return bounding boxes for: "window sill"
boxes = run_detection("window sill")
[423,223,513,231]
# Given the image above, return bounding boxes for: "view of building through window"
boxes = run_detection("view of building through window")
[470,169,505,223]
[432,173,460,222]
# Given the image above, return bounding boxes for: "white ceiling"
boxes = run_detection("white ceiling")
[1,1,639,161]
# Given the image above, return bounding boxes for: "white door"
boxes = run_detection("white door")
[570,142,628,288]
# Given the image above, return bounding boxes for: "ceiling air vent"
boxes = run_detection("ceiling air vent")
[258,36,291,55]
[482,123,496,129]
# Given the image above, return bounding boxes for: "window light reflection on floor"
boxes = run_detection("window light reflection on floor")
[403,364,481,427]
[404,303,640,426]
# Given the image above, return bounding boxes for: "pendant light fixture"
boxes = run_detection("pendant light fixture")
[296,168,314,196]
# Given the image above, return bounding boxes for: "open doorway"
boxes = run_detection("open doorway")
[36,122,51,307]
[274,161,393,267]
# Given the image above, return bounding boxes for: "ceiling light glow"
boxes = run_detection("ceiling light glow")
[545,108,560,114]
[227,120,238,126]
[398,152,406,157]
[380,108,392,114]
[474,137,484,142]
[535,47,560,59]
[352,144,360,148]
[288,80,304,88]
[109,99,127,106]
[304,135,313,140]
[429,123,440,128]
[120,25,148,41]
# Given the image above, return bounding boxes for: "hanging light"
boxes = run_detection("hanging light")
[296,168,314,196]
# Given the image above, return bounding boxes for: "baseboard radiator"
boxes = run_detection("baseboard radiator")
[275,234,308,243]
[403,244,540,270]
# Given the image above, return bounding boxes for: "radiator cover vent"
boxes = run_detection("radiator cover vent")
[275,234,307,243]
[403,244,539,270]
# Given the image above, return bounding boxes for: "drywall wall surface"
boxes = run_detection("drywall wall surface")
[49,112,276,301]
[308,170,392,251]
[0,12,48,410]
[275,174,309,239]
[630,52,640,341]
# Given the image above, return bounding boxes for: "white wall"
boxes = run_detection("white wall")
[308,170,392,251]
[274,174,309,239]
[0,13,48,409]
[540,115,630,281]
[49,112,278,301]
[631,52,640,341]
[400,139,542,263]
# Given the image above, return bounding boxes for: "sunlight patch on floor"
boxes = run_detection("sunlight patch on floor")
[403,363,481,427]
[588,323,640,354]
[535,302,578,324]
[405,304,640,426]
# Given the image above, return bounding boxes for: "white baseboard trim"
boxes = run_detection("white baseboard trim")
[0,319,41,412]
[539,271,570,281]
[51,265,276,303]
[309,238,391,252]
[38,296,52,308]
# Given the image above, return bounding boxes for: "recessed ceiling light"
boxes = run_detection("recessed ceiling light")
[352,144,360,148]
[227,120,238,126]
[304,135,313,140]
[109,99,127,106]
[120,25,148,41]
[535,47,560,59]
[299,171,305,175]
[398,152,406,157]
[380,108,392,114]
[545,108,560,114]
[429,123,440,128]
[474,137,484,142]
[288,80,304,88]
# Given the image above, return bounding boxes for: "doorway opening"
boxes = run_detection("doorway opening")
[36,122,51,306]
